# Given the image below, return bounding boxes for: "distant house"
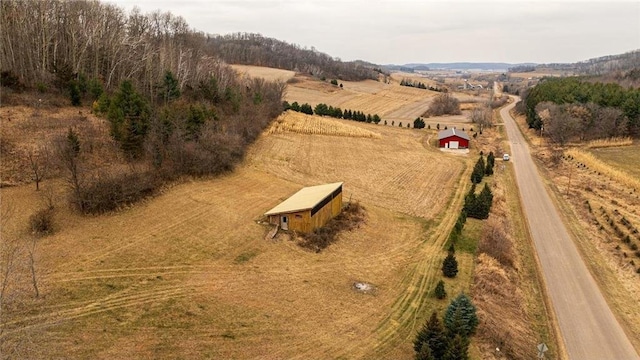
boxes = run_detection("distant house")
[438,128,470,149]
[265,182,343,233]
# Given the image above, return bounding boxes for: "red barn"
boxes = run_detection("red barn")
[438,128,470,149]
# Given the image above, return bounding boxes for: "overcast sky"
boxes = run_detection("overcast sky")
[108,0,639,65]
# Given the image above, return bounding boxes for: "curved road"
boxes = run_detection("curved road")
[500,98,639,360]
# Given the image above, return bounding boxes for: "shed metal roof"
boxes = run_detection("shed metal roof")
[265,182,343,216]
[437,128,470,141]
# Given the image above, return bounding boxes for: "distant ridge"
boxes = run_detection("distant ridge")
[384,62,537,72]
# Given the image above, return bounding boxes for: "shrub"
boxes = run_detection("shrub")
[425,93,461,117]
[29,207,55,236]
[298,202,366,252]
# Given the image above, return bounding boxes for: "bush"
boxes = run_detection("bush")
[29,207,55,236]
[298,202,366,252]
[425,93,461,117]
[74,170,163,214]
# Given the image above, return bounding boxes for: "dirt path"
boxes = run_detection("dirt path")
[500,98,639,360]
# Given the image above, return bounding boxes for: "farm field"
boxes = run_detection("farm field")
[589,142,640,179]
[231,64,296,82]
[1,109,470,358]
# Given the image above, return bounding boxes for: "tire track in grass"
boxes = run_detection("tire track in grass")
[368,162,470,357]
[0,282,209,337]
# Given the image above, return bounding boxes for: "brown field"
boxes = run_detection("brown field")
[589,142,640,179]
[231,64,296,82]
[1,106,473,358]
[268,111,381,138]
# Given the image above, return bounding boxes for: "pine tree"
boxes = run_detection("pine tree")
[162,70,181,102]
[107,80,150,158]
[416,343,435,360]
[69,80,81,106]
[434,280,447,299]
[470,155,485,183]
[414,312,448,359]
[485,151,495,175]
[443,334,470,360]
[442,253,458,278]
[444,293,479,337]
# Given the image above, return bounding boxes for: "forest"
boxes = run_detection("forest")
[205,33,379,81]
[0,0,285,213]
[522,77,640,143]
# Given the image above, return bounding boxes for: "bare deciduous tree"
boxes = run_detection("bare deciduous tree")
[26,145,50,191]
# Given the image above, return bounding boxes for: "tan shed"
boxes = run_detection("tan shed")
[265,182,343,233]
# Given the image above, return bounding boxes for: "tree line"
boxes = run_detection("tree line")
[283,101,382,124]
[205,32,379,81]
[522,77,640,139]
[400,78,444,92]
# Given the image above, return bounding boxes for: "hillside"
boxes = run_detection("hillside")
[207,33,379,81]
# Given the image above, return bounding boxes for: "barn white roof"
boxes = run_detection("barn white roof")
[438,128,470,141]
[265,182,343,216]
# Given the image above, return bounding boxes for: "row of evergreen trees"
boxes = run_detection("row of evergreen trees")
[414,295,479,359]
[413,152,497,358]
[283,101,382,124]
[465,153,495,219]
[400,78,444,92]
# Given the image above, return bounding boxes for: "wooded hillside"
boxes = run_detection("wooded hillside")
[206,32,379,81]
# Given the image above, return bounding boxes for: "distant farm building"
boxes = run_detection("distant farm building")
[438,128,470,149]
[265,182,343,233]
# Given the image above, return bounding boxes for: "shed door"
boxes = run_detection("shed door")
[450,141,459,149]
[281,216,289,230]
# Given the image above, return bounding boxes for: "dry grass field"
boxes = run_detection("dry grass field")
[231,65,296,82]
[1,101,474,358]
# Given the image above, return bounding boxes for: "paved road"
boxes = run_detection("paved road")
[500,98,639,360]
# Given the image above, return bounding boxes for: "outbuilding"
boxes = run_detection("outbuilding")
[265,182,343,233]
[438,128,470,149]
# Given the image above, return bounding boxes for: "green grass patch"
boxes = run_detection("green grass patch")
[234,250,259,264]
[458,218,482,254]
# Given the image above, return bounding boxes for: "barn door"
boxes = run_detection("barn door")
[281,216,289,230]
[450,141,459,149]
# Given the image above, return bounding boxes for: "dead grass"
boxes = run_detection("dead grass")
[0,98,469,359]
[565,148,640,191]
[267,111,381,138]
[585,137,633,149]
[589,142,640,179]
[230,64,296,82]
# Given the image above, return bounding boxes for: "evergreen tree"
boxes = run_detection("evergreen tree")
[434,280,447,299]
[485,151,495,175]
[67,127,81,157]
[162,70,181,102]
[107,80,150,158]
[290,101,301,112]
[300,103,313,115]
[416,343,435,360]
[444,293,479,337]
[470,155,485,183]
[282,100,291,111]
[68,80,81,106]
[414,117,426,129]
[414,312,448,359]
[372,114,381,124]
[443,334,470,360]
[442,253,458,278]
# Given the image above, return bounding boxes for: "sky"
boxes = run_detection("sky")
[108,0,639,65]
